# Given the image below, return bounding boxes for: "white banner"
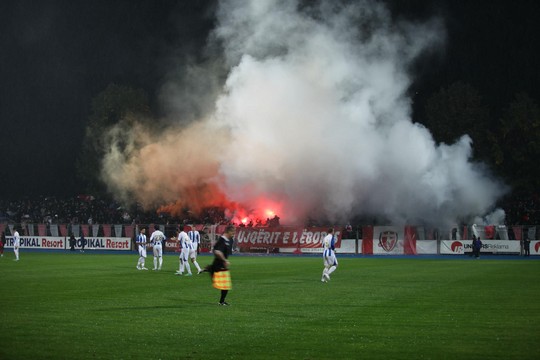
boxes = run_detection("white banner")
[440,240,521,255]
[27,224,35,236]
[4,236,66,249]
[78,237,132,251]
[416,240,438,254]
[71,224,80,237]
[4,236,132,251]
[529,241,540,255]
[114,225,123,237]
[50,224,59,237]
[373,226,405,255]
[92,224,100,237]
[337,239,356,253]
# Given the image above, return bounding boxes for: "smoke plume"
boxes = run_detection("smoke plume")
[101,0,506,226]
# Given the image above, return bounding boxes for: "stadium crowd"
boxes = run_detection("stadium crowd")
[0,195,279,228]
[1,193,540,229]
[499,193,540,226]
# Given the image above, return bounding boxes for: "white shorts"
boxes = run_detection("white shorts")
[153,244,162,257]
[138,246,147,258]
[189,248,198,260]
[323,249,338,267]
[179,249,189,262]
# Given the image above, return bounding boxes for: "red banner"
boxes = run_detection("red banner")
[124,225,134,239]
[363,226,413,255]
[235,227,341,248]
[404,225,417,255]
[38,224,47,236]
[362,226,374,254]
[102,224,111,237]
[484,225,495,239]
[513,226,522,241]
[81,224,89,237]
[59,224,68,237]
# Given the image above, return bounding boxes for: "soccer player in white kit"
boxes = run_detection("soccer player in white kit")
[174,228,192,276]
[13,226,20,261]
[188,227,203,274]
[321,228,338,282]
[136,227,148,270]
[150,226,165,270]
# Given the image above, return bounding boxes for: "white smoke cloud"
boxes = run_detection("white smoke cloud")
[101,0,507,226]
[473,208,507,226]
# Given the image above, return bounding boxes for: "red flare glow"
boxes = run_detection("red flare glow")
[156,183,284,225]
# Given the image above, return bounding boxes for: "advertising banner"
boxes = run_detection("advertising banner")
[440,240,465,255]
[163,239,181,253]
[235,227,341,249]
[440,240,521,255]
[75,237,132,251]
[2,236,133,251]
[5,236,66,250]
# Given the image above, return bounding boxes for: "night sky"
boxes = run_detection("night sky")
[1,0,539,200]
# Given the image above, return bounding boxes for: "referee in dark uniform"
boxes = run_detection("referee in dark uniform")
[207,225,235,306]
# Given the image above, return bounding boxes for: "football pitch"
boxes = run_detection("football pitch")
[1,252,539,360]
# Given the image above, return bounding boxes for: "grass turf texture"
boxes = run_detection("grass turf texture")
[1,253,539,360]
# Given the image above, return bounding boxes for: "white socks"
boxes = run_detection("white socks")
[328,265,337,275]
[184,261,192,275]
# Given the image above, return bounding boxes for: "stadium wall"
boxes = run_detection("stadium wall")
[2,223,539,256]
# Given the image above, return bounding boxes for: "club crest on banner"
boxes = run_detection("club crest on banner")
[451,241,463,253]
[379,231,398,252]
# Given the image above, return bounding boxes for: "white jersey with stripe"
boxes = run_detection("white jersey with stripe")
[188,230,200,249]
[322,233,335,257]
[179,231,191,250]
[150,230,165,246]
[137,234,147,248]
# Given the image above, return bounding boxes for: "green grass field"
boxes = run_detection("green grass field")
[1,252,539,360]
